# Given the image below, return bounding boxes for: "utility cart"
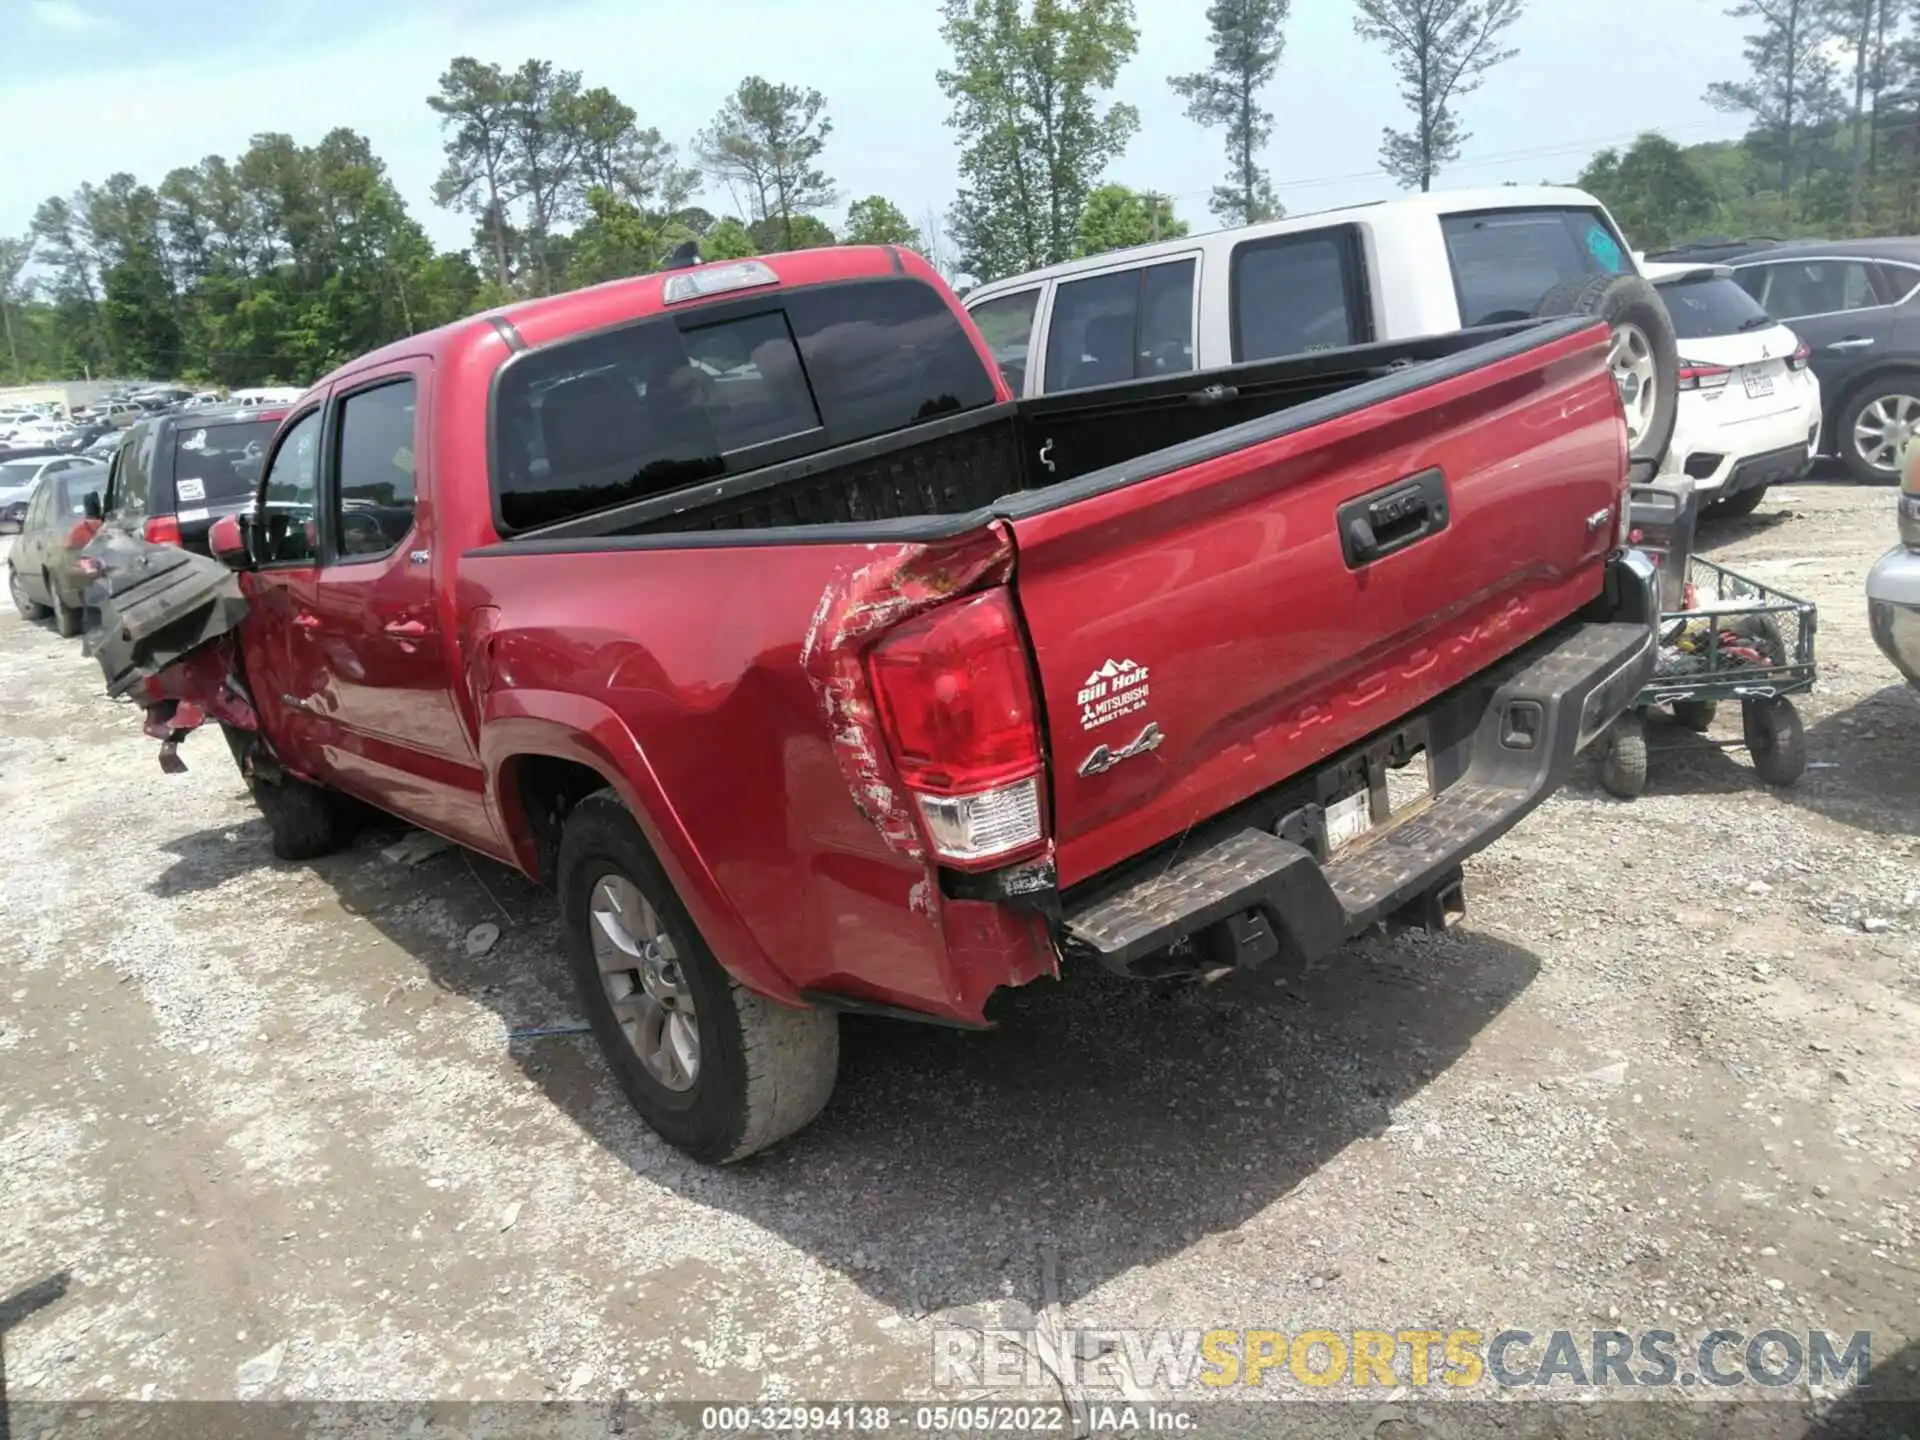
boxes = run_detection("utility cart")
[1596,481,1818,799]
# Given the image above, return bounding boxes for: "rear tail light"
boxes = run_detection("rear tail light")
[866,588,1047,867]
[1787,341,1812,372]
[65,519,99,550]
[1677,360,1731,392]
[143,515,183,547]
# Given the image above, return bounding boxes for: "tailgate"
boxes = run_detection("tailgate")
[1005,320,1626,887]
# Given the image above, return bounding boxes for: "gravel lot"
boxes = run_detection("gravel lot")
[2,479,1917,1429]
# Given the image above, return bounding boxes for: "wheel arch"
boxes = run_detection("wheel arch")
[482,693,802,1005]
[1826,361,1920,433]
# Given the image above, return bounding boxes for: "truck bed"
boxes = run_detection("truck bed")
[490,320,1565,545]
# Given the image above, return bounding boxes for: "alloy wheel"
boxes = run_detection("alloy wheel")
[589,873,699,1091]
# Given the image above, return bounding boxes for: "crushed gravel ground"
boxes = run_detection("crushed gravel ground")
[1,477,1917,1434]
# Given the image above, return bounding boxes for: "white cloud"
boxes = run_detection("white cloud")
[29,0,109,35]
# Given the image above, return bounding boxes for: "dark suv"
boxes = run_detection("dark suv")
[1649,236,1920,483]
[88,404,289,553]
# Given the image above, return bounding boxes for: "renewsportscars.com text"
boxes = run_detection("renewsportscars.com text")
[933,1327,1872,1392]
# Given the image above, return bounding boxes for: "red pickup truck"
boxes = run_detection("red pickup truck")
[102,245,1657,1163]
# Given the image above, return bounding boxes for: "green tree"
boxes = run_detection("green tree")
[696,78,836,251]
[566,186,659,287]
[1705,0,1844,214]
[428,57,523,288]
[939,0,1141,280]
[1169,0,1288,225]
[703,217,759,260]
[747,214,836,252]
[1578,133,1718,252]
[1075,184,1188,255]
[1351,0,1526,191]
[841,195,923,248]
[0,234,31,381]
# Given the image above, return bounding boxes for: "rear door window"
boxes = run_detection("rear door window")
[1736,259,1884,318]
[1231,230,1369,362]
[169,419,279,509]
[1042,259,1197,394]
[968,288,1041,394]
[1657,275,1775,340]
[493,275,996,533]
[1441,208,1631,327]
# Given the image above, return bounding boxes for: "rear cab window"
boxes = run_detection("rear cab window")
[166,417,280,513]
[492,275,997,533]
[1230,227,1371,362]
[1657,274,1775,340]
[1440,207,1632,327]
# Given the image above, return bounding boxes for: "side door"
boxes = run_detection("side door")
[1734,257,1897,408]
[237,403,327,768]
[15,477,53,602]
[298,363,494,849]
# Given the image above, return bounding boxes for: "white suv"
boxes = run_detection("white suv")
[964,185,1679,473]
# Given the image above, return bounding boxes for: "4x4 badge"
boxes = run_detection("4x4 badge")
[1078,722,1165,778]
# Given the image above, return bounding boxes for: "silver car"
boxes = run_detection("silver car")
[1867,443,1920,687]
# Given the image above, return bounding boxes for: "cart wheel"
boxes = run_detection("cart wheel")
[1599,713,1649,799]
[1670,699,1718,733]
[1743,697,1806,787]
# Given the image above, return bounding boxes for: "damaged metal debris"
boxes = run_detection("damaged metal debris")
[81,531,256,772]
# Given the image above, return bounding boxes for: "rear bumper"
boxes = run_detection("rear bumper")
[1059,551,1657,975]
[1721,440,1815,497]
[1868,544,1920,688]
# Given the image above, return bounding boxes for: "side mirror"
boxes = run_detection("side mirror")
[83,491,102,521]
[209,512,251,569]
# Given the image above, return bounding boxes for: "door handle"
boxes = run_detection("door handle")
[1338,468,1450,568]
[1828,336,1876,351]
[292,612,321,631]
[382,619,428,639]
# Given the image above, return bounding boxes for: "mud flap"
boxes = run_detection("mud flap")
[83,532,257,771]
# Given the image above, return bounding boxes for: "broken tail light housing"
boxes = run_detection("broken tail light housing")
[866,588,1047,868]
[1787,340,1812,372]
[143,515,183,547]
[1677,360,1732,392]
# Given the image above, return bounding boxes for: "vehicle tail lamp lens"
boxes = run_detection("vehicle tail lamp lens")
[143,515,183,546]
[1787,341,1812,372]
[866,588,1047,866]
[661,260,779,305]
[1677,360,1732,392]
[66,519,99,550]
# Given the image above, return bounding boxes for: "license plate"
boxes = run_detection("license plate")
[1326,791,1373,852]
[1743,366,1775,399]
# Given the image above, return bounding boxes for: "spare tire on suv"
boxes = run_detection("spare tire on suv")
[1534,273,1680,480]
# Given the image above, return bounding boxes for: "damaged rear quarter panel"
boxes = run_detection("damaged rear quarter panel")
[460,527,1053,1023]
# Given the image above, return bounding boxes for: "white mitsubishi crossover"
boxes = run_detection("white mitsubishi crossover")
[1644,259,1821,519]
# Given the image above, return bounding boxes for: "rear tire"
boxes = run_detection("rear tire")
[1671,699,1718,733]
[1743,698,1807,787]
[1534,272,1680,472]
[1706,485,1767,520]
[1598,712,1649,799]
[558,788,838,1163]
[9,564,48,620]
[1836,375,1920,485]
[220,722,360,860]
[46,572,80,638]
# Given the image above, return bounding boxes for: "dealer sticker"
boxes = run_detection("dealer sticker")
[176,477,206,501]
[1077,658,1151,731]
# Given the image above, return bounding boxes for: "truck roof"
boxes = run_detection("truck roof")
[963,184,1613,304]
[313,244,930,393]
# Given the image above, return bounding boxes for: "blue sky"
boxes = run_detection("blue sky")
[0,0,1756,258]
